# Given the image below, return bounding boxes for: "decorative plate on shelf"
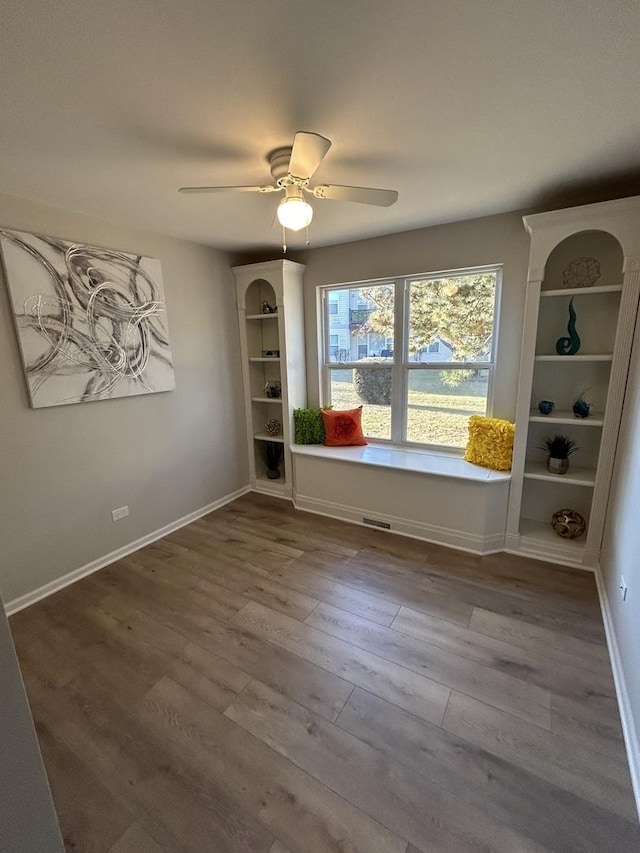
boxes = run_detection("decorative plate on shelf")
[562,257,601,288]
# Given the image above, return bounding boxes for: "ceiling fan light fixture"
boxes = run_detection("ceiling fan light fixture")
[277,188,313,232]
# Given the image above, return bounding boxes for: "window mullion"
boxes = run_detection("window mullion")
[320,291,330,405]
[391,278,405,444]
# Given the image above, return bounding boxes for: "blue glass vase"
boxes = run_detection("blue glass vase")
[555,298,581,355]
[573,395,591,418]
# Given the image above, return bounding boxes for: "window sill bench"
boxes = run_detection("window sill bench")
[290,443,511,483]
[290,443,510,554]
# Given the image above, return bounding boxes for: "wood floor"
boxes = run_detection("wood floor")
[9,492,640,853]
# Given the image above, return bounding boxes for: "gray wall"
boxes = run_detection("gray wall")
[0,593,65,852]
[601,314,640,784]
[0,192,247,606]
[300,211,531,418]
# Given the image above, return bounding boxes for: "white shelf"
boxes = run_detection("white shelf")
[246,312,279,320]
[252,397,283,404]
[539,284,623,298]
[254,433,284,443]
[518,518,585,554]
[529,409,604,426]
[523,461,596,487]
[534,354,613,362]
[249,357,281,363]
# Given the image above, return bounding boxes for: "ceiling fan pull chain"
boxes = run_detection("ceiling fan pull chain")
[282,225,287,254]
[305,224,310,248]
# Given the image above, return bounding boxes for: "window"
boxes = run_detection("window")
[328,298,339,315]
[321,267,500,449]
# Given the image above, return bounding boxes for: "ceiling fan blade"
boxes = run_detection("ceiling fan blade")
[178,185,279,194]
[311,184,398,206]
[288,132,331,180]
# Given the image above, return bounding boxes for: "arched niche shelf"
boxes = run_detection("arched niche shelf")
[541,230,623,291]
[240,278,277,315]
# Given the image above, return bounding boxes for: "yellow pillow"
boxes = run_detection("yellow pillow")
[464,415,515,471]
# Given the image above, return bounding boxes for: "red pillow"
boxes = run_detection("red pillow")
[321,407,368,447]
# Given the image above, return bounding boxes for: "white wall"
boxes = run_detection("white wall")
[0,192,248,606]
[301,211,531,418]
[600,312,640,796]
[0,590,64,852]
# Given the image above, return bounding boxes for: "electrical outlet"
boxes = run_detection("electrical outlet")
[111,505,129,522]
[620,576,628,602]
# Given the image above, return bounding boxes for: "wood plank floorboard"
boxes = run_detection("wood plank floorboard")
[391,605,616,703]
[468,605,610,670]
[27,669,275,853]
[335,686,636,853]
[305,601,552,727]
[108,823,167,853]
[35,717,136,853]
[234,600,451,725]
[140,676,408,853]
[226,679,548,853]
[550,692,626,759]
[442,690,637,822]
[92,574,354,722]
[9,491,638,853]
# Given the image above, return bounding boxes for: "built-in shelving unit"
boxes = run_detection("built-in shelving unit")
[506,197,640,568]
[233,260,306,499]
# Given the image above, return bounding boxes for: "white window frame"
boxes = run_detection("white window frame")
[319,265,502,451]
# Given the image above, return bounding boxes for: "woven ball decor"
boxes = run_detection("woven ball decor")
[551,508,586,539]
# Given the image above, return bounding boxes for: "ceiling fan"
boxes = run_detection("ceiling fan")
[179,131,398,243]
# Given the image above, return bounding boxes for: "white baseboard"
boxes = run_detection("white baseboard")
[252,481,293,500]
[293,493,505,555]
[504,533,596,573]
[594,567,640,821]
[5,485,250,616]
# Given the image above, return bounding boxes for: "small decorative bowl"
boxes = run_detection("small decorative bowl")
[537,400,554,415]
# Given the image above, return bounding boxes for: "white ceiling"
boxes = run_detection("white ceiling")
[2,0,639,252]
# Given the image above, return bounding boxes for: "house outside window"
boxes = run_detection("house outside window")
[320,266,501,449]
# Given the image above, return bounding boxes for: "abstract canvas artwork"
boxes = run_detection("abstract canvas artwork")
[0,229,175,408]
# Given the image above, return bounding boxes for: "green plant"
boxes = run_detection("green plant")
[294,407,328,444]
[539,435,579,459]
